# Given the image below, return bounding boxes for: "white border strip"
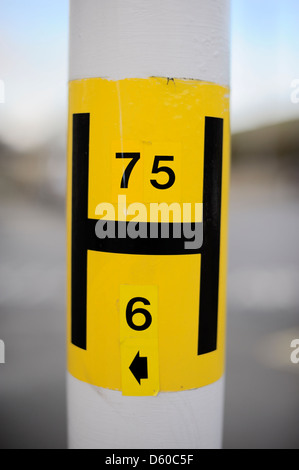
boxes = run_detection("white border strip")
[68,373,225,449]
[69,0,230,84]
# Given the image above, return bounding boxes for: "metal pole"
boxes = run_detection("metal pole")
[67,0,230,449]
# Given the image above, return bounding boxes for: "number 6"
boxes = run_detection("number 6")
[126,297,152,331]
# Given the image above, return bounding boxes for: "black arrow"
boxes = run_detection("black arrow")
[129,352,148,385]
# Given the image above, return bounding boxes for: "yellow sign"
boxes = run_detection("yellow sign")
[67,77,230,395]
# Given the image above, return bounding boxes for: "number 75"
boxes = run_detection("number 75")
[116,153,176,190]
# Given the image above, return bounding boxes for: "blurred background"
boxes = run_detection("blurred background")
[0,0,298,449]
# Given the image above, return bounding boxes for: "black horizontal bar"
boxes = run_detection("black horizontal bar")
[88,220,203,255]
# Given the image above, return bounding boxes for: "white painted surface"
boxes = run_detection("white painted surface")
[69,0,230,85]
[68,0,230,449]
[68,373,225,449]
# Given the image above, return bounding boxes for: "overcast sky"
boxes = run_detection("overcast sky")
[0,0,299,150]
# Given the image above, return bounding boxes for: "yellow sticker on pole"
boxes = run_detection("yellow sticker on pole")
[120,285,159,396]
[67,77,230,395]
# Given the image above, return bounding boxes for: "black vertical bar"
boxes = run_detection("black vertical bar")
[71,113,90,350]
[198,117,223,355]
